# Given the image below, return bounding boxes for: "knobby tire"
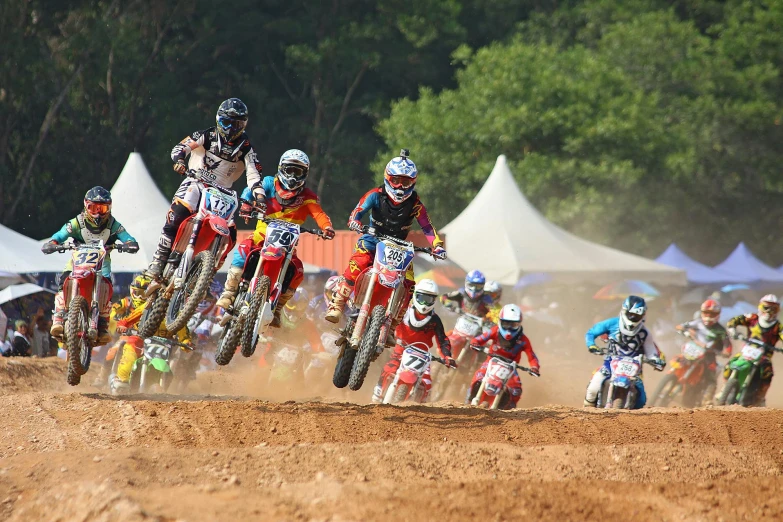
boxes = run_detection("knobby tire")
[348,305,385,391]
[241,276,270,357]
[165,250,215,335]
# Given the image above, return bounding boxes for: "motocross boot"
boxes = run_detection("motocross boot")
[325,280,352,324]
[583,399,597,408]
[97,317,112,345]
[50,292,66,338]
[217,266,242,310]
[270,289,295,328]
[110,377,130,396]
[372,384,383,403]
[145,236,172,279]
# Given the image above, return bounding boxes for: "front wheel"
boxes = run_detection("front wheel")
[66,295,92,386]
[165,250,215,334]
[241,276,271,357]
[215,303,245,366]
[717,377,739,406]
[348,305,386,391]
[738,369,760,407]
[139,292,169,338]
[650,373,679,407]
[391,383,409,404]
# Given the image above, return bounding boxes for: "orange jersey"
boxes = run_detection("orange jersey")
[250,177,332,243]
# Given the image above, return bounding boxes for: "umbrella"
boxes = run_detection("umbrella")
[514,272,552,290]
[0,283,55,305]
[720,284,751,293]
[719,301,756,323]
[593,280,660,301]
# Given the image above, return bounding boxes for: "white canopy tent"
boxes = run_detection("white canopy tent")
[441,155,686,286]
[0,223,63,273]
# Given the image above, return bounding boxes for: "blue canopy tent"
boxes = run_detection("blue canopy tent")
[713,243,783,284]
[655,244,753,284]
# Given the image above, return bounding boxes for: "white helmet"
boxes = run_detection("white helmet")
[619,296,647,337]
[498,304,523,341]
[412,278,439,315]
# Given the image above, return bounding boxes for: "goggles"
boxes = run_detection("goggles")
[217,115,247,134]
[281,164,308,180]
[761,304,779,315]
[624,312,644,323]
[387,175,415,189]
[500,320,521,331]
[415,293,436,307]
[85,202,110,215]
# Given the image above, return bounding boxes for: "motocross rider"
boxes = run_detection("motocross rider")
[146,98,263,279]
[584,296,665,408]
[440,270,495,357]
[41,187,139,344]
[372,279,457,403]
[324,149,447,326]
[724,294,783,406]
[215,149,335,327]
[467,304,540,409]
[675,299,731,403]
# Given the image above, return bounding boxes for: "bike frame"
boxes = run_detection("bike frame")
[383,343,432,404]
[63,243,113,340]
[472,356,519,409]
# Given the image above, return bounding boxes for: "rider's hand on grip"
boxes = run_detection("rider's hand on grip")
[652,359,665,371]
[432,246,447,260]
[41,241,58,255]
[588,344,601,354]
[528,367,540,377]
[323,226,336,240]
[469,343,482,352]
[348,220,363,233]
[173,160,187,175]
[120,241,139,254]
[444,356,457,369]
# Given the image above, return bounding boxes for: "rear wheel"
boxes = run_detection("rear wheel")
[241,277,270,357]
[349,305,385,391]
[717,377,739,406]
[215,296,246,366]
[650,373,678,407]
[165,250,215,334]
[66,296,91,386]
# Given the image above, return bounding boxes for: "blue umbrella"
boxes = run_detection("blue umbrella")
[593,280,660,300]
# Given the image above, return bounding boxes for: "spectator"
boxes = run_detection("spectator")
[10,320,32,357]
[32,314,51,357]
[0,327,12,356]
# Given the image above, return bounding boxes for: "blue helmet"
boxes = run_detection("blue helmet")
[465,270,486,299]
[620,295,647,336]
[384,149,418,203]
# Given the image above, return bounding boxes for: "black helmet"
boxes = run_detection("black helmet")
[216,98,248,142]
[83,186,112,230]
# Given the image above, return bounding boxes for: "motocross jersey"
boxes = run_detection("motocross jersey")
[679,320,731,354]
[348,187,443,246]
[240,181,332,242]
[393,308,453,359]
[472,325,540,371]
[727,314,783,356]
[171,127,262,191]
[50,214,136,276]
[440,288,493,318]
[585,317,661,360]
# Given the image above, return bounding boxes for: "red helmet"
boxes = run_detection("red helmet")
[700,299,721,326]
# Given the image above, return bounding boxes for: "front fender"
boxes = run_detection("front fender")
[149,358,171,373]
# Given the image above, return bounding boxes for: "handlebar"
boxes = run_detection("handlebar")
[237,201,329,239]
[735,334,783,353]
[49,241,132,254]
[468,345,538,376]
[185,169,236,195]
[355,225,433,255]
[147,336,193,351]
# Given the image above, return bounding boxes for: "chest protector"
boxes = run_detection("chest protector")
[370,190,417,240]
[610,329,648,357]
[76,215,113,244]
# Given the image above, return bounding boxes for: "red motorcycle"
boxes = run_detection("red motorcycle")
[214,206,326,365]
[48,240,135,385]
[141,170,237,337]
[431,310,487,401]
[331,227,432,391]
[650,329,715,407]
[468,347,538,409]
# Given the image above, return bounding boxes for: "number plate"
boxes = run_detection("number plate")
[265,221,301,249]
[683,342,706,360]
[72,248,103,268]
[487,360,513,381]
[203,188,237,219]
[742,344,764,361]
[454,316,481,337]
[382,243,409,269]
[144,344,170,360]
[612,359,640,378]
[320,333,341,355]
[276,346,299,365]
[401,348,430,372]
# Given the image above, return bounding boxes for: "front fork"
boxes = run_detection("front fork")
[350,271,379,348]
[173,218,204,291]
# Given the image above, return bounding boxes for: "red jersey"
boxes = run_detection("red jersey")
[473,325,539,372]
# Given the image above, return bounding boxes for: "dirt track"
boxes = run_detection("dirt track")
[2,358,783,521]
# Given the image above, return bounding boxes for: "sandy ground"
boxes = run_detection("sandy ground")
[2,355,783,521]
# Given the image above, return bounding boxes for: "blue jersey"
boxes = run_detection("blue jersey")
[585,317,660,359]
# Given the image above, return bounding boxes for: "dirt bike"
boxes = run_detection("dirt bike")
[105,331,143,387]
[381,341,449,404]
[140,170,237,338]
[469,346,538,409]
[716,334,783,407]
[650,329,715,407]
[332,227,432,391]
[48,240,135,386]
[601,353,659,409]
[431,311,486,401]
[266,341,305,387]
[129,336,191,394]
[230,216,328,361]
